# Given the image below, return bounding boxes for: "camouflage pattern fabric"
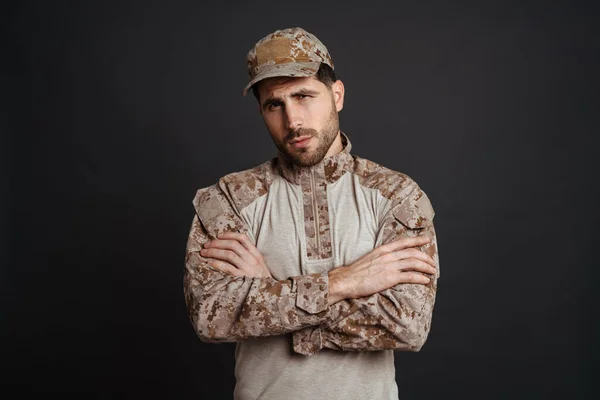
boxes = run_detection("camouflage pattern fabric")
[183,133,439,356]
[243,27,334,96]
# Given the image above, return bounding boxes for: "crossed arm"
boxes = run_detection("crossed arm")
[183,184,439,355]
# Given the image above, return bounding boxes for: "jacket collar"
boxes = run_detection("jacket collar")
[277,132,354,186]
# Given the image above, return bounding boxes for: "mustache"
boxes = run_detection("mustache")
[285,128,318,142]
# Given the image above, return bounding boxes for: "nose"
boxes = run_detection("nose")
[284,103,302,131]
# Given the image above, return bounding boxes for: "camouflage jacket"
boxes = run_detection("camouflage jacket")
[184,133,439,359]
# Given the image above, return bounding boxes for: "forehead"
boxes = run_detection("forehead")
[257,75,328,97]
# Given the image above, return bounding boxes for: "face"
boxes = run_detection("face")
[257,75,345,167]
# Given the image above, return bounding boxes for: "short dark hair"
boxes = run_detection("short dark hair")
[251,63,337,102]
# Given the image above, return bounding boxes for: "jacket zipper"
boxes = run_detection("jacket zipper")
[310,168,321,257]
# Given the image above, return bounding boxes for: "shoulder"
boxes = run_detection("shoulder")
[193,159,276,213]
[352,155,435,225]
[352,155,417,201]
[218,159,277,210]
[191,160,277,237]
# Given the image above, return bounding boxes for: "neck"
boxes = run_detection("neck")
[276,132,353,185]
[323,131,343,159]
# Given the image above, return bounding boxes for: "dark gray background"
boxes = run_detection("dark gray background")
[2,0,598,398]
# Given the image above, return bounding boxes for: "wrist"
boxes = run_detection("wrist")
[327,267,350,305]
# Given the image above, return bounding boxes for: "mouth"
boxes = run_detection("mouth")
[289,136,312,149]
[289,136,312,144]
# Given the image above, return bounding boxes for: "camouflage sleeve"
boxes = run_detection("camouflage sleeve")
[184,185,331,343]
[292,184,439,355]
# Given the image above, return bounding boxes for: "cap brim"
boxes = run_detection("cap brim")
[242,61,321,96]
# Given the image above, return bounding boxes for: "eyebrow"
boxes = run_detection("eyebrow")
[261,88,320,110]
[292,88,320,97]
[261,96,282,110]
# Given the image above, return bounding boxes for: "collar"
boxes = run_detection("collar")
[276,132,355,186]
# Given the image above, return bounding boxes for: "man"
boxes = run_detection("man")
[184,27,439,400]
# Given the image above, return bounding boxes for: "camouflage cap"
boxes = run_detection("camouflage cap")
[243,27,334,96]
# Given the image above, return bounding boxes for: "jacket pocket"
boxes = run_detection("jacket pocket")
[193,186,246,238]
[391,190,435,230]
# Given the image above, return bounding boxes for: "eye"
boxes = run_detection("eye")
[267,101,283,111]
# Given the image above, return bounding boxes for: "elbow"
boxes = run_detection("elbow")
[404,335,428,352]
[358,323,430,352]
[386,331,428,352]
[397,319,432,352]
[192,315,237,343]
[185,295,237,343]
[184,274,239,343]
[189,296,243,342]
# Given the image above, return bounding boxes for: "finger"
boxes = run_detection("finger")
[201,248,245,268]
[396,271,431,285]
[376,235,431,254]
[235,233,265,261]
[217,231,245,240]
[392,248,436,267]
[395,258,437,275]
[214,233,265,261]
[206,259,243,277]
[378,248,434,267]
[217,231,251,245]
[205,239,252,262]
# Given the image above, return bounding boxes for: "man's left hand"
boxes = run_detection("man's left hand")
[200,232,272,278]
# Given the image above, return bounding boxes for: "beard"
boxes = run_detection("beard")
[273,104,340,167]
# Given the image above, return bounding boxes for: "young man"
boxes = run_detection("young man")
[184,27,440,400]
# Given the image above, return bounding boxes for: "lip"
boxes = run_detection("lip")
[289,136,312,149]
[289,136,312,144]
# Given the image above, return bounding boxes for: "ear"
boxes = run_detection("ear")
[331,80,345,112]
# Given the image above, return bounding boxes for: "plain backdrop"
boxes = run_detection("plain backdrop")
[2,0,598,398]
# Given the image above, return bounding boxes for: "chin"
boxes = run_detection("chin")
[297,154,326,167]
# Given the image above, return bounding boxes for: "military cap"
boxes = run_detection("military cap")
[243,27,334,96]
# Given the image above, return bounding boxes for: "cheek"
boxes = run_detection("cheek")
[264,114,286,138]
[309,101,334,126]
[263,113,280,128]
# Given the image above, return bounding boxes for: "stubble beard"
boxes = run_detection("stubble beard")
[275,105,340,168]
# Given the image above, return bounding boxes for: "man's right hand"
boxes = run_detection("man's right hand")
[327,236,436,305]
